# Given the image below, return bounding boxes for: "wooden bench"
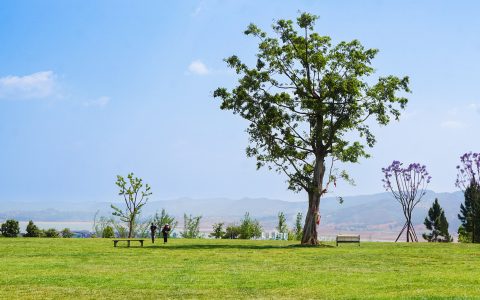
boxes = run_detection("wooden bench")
[336,235,360,246]
[113,239,145,247]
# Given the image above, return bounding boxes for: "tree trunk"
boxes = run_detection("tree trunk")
[301,158,325,245]
[301,192,321,245]
[128,220,133,239]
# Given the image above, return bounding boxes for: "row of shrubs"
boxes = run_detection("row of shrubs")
[0,220,74,238]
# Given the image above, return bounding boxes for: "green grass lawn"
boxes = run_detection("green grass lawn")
[1,238,480,299]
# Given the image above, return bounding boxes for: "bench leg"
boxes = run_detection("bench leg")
[114,241,118,247]
[127,240,131,247]
[140,240,143,247]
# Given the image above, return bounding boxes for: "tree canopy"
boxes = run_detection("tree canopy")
[214,12,410,244]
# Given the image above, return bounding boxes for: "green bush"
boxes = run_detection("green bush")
[44,228,60,238]
[1,219,20,237]
[239,212,262,239]
[102,226,115,238]
[24,220,42,237]
[61,228,74,238]
[223,225,241,239]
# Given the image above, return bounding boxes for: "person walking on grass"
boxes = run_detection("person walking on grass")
[162,224,171,244]
[150,223,157,244]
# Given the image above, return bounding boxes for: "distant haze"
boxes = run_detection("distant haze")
[0,191,464,241]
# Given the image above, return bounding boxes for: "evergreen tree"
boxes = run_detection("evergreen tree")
[422,199,452,242]
[458,182,480,243]
[276,212,288,234]
[294,212,303,241]
[24,220,42,237]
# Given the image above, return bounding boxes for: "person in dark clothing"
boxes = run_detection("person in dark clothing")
[161,224,171,244]
[150,223,157,243]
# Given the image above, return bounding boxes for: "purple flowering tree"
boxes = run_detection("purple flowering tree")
[382,161,431,242]
[455,152,480,189]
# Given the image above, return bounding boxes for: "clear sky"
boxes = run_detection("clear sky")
[0,0,479,203]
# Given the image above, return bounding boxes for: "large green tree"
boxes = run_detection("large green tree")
[214,13,409,244]
[422,198,452,242]
[111,173,152,238]
[458,182,480,243]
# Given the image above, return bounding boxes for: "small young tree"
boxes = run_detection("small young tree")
[24,220,42,237]
[223,224,241,239]
[1,219,20,237]
[111,173,152,238]
[44,228,60,238]
[239,212,262,239]
[422,199,452,242]
[61,228,74,238]
[382,161,431,242]
[209,222,225,239]
[181,214,202,239]
[455,152,480,243]
[294,212,304,241]
[277,212,288,234]
[102,226,115,238]
[152,209,178,237]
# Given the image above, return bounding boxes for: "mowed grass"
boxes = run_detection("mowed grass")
[1,239,480,299]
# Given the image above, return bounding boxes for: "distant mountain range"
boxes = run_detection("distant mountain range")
[0,191,465,240]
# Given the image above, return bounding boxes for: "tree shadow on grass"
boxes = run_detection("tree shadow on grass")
[141,243,334,250]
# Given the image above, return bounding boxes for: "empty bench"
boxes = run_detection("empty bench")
[113,239,145,247]
[336,235,360,246]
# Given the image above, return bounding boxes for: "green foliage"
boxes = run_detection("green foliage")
[24,220,42,237]
[181,214,202,239]
[457,225,471,243]
[458,182,480,243]
[214,12,409,195]
[111,173,152,238]
[214,12,409,245]
[61,228,74,238]
[102,226,115,238]
[93,211,114,237]
[294,212,303,240]
[209,222,225,239]
[276,212,288,234]
[44,228,59,238]
[422,199,452,242]
[1,219,20,237]
[239,212,262,239]
[152,209,178,237]
[223,224,241,239]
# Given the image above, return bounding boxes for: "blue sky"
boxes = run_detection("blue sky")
[0,0,479,203]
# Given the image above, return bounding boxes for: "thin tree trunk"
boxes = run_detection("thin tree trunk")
[395,222,408,242]
[128,220,133,238]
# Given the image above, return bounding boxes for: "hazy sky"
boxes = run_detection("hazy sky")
[0,0,479,203]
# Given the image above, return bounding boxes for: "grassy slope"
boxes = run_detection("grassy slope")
[1,238,479,299]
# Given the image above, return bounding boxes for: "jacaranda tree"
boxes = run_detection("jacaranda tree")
[214,12,410,244]
[382,161,431,242]
[455,152,480,243]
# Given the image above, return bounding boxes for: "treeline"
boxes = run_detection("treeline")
[209,212,303,240]
[0,219,73,238]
